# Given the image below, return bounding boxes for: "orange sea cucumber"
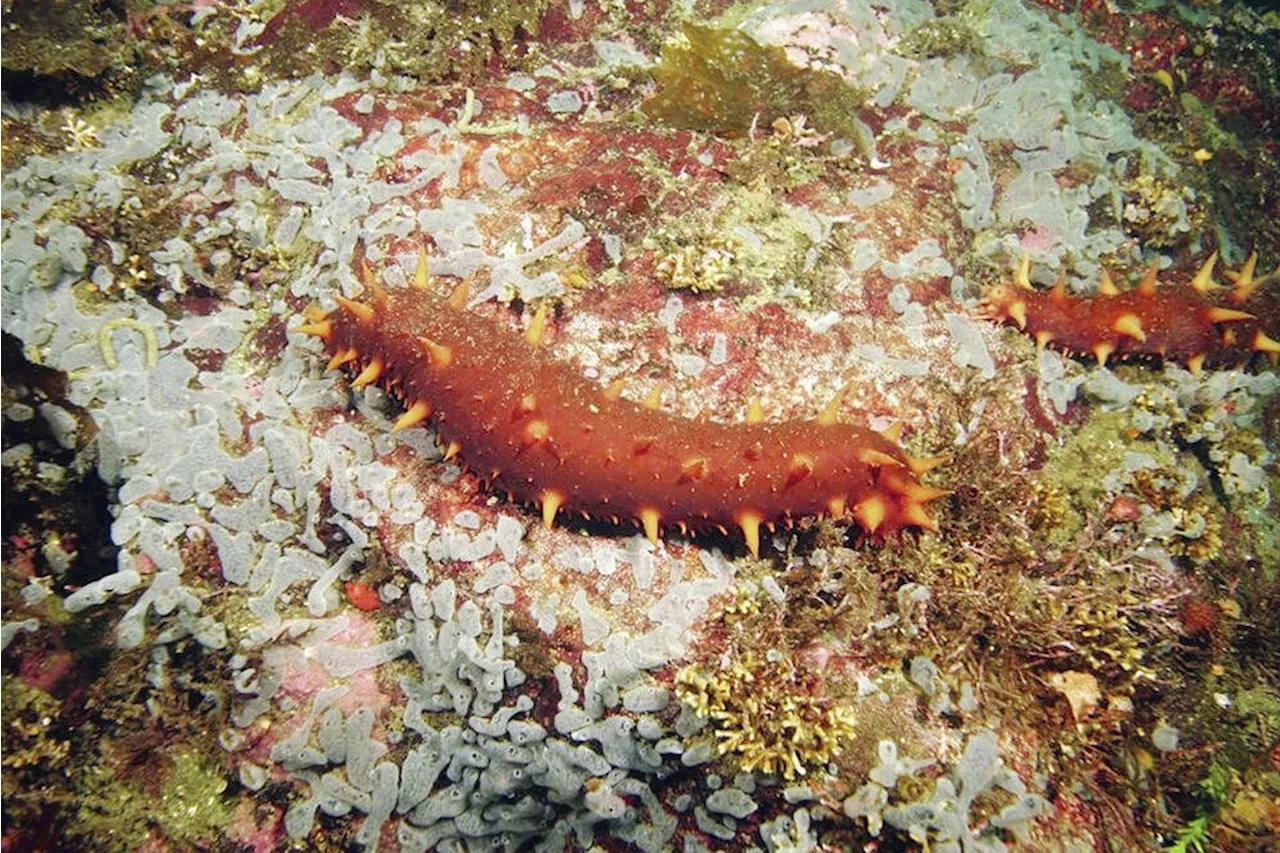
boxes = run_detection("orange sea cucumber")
[296,251,947,557]
[980,253,1280,375]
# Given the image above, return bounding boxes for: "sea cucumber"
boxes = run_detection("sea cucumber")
[979,253,1280,375]
[297,252,947,557]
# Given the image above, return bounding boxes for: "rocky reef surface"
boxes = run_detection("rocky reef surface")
[3,1,1278,851]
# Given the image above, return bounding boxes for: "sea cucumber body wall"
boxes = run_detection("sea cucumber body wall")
[305,269,944,556]
[980,255,1280,373]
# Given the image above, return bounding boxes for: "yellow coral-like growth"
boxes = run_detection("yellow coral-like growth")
[676,651,856,780]
[655,239,735,293]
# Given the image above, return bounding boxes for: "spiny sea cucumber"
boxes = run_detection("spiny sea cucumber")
[297,251,948,557]
[980,253,1280,375]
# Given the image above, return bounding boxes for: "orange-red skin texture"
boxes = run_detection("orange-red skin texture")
[982,278,1279,368]
[321,288,934,540]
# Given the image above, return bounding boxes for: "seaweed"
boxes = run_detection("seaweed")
[642,23,869,140]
